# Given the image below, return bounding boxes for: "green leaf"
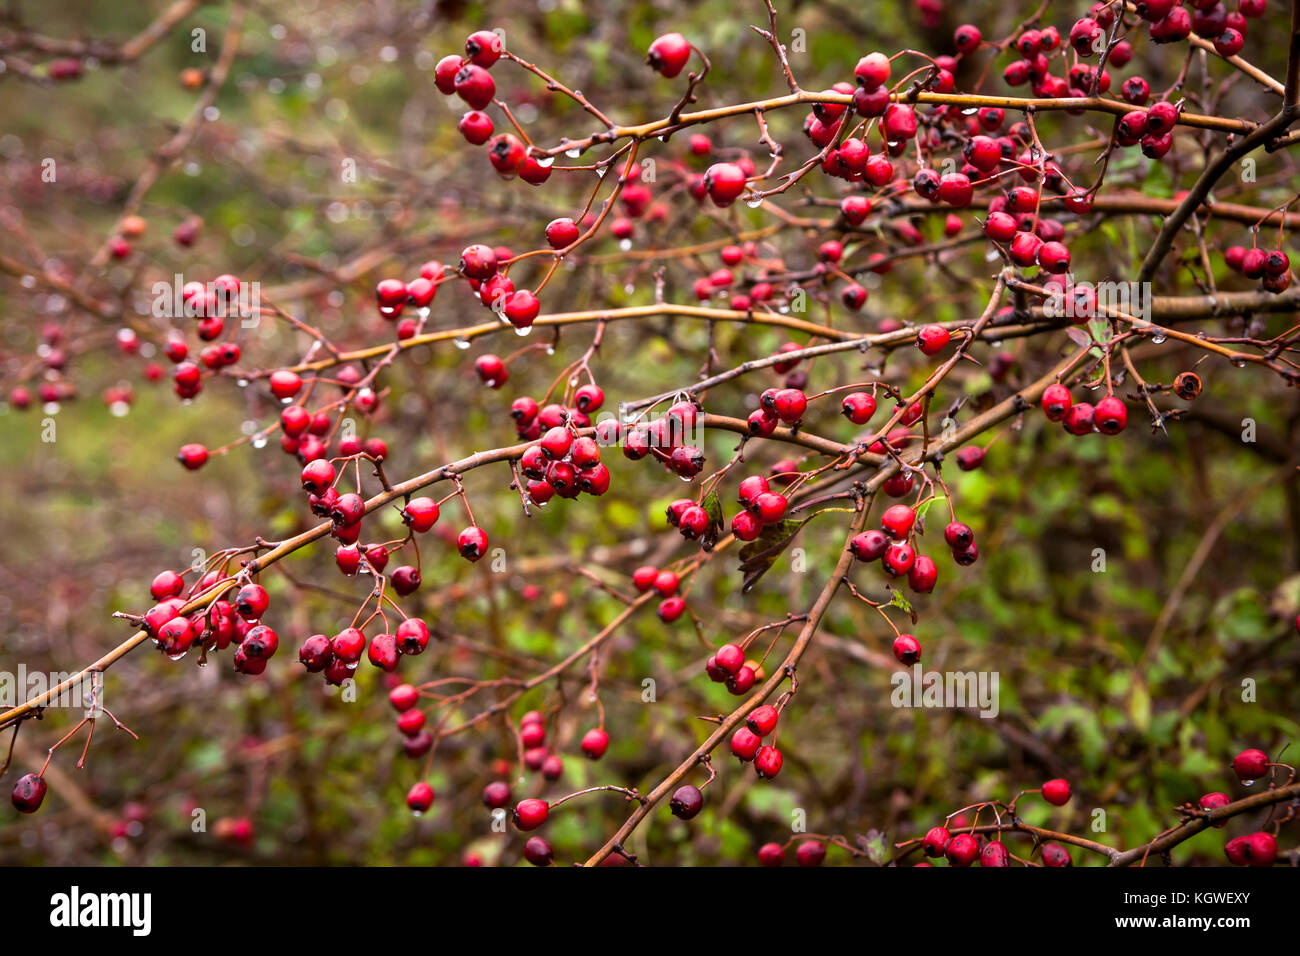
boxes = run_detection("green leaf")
[738,516,811,593]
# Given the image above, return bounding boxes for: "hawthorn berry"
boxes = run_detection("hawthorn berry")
[392,565,422,596]
[955,446,984,471]
[11,773,47,813]
[523,836,554,866]
[882,542,916,576]
[922,826,951,857]
[980,840,1010,867]
[1093,396,1127,435]
[1041,384,1073,421]
[1240,831,1278,867]
[881,504,916,539]
[1042,778,1072,806]
[453,63,495,110]
[1040,842,1072,867]
[726,665,756,696]
[758,842,786,866]
[892,633,922,665]
[850,529,890,562]
[752,492,788,525]
[1232,748,1270,782]
[406,782,435,813]
[150,570,185,601]
[581,728,610,760]
[747,705,779,737]
[401,497,440,532]
[703,162,747,207]
[796,841,826,867]
[730,726,762,761]
[457,526,489,561]
[945,833,980,866]
[396,618,431,656]
[657,596,686,622]
[842,392,877,424]
[513,798,549,831]
[234,584,269,621]
[386,683,418,713]
[754,745,784,779]
[670,784,704,820]
[177,443,209,470]
[646,32,691,78]
[1062,402,1095,436]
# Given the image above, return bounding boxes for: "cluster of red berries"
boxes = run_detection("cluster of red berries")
[920,779,1073,867]
[1223,244,1293,294]
[848,502,965,605]
[515,391,612,503]
[1041,384,1128,436]
[723,695,784,780]
[756,839,827,867]
[435,32,553,186]
[632,565,688,623]
[137,570,277,670]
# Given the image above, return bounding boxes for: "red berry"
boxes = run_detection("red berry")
[704,162,747,207]
[657,596,686,622]
[1040,842,1072,867]
[892,633,922,665]
[747,705,779,736]
[980,840,1010,867]
[1232,748,1270,781]
[715,643,745,674]
[581,728,609,760]
[513,798,549,831]
[730,727,762,761]
[842,392,877,424]
[849,529,890,561]
[523,836,554,866]
[726,665,756,696]
[1041,384,1073,421]
[945,833,980,866]
[923,826,951,857]
[854,52,891,91]
[546,218,580,248]
[1042,778,1072,806]
[1063,402,1095,436]
[464,30,503,68]
[457,526,489,561]
[754,745,783,779]
[398,779,433,814]
[150,570,185,601]
[795,841,826,866]
[177,443,209,470]
[881,504,916,539]
[11,773,47,813]
[1094,396,1127,435]
[669,784,704,820]
[882,542,916,576]
[758,842,785,866]
[401,496,440,532]
[646,32,692,78]
[1241,831,1278,867]
[234,583,269,620]
[916,325,951,355]
[453,63,495,110]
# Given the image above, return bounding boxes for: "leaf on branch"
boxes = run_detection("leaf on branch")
[914,495,947,529]
[858,829,889,865]
[887,588,918,625]
[700,490,724,551]
[1064,326,1092,350]
[738,516,810,593]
